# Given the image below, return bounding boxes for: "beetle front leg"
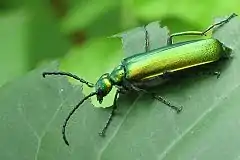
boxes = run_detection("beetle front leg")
[99,90,120,136]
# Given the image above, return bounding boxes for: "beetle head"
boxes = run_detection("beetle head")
[95,73,113,103]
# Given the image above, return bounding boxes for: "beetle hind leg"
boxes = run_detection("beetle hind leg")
[122,79,183,113]
[151,93,183,113]
[167,13,237,45]
[196,70,221,79]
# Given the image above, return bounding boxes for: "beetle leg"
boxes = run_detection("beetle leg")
[151,93,182,113]
[161,70,174,79]
[202,13,237,35]
[213,71,221,79]
[122,79,182,113]
[142,88,182,113]
[167,31,205,45]
[167,13,237,45]
[115,85,129,94]
[163,70,220,79]
[99,90,120,136]
[143,25,150,52]
[193,70,221,79]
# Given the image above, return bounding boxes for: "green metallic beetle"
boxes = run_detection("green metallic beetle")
[43,13,236,146]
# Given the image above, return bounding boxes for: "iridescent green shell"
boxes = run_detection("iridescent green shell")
[122,38,229,81]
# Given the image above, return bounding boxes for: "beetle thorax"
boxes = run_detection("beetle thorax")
[95,65,125,103]
[109,65,125,85]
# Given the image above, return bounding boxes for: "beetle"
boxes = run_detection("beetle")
[42,13,236,146]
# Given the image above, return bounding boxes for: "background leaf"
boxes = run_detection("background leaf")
[0,10,28,87]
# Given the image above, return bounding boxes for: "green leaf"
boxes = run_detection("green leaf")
[115,21,169,56]
[133,0,240,24]
[26,1,70,69]
[0,2,70,87]
[0,10,28,87]
[1,14,240,160]
[61,0,121,37]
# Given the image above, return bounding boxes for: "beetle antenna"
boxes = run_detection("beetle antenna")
[62,91,97,146]
[42,71,94,88]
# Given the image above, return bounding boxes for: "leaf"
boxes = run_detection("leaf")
[0,10,28,87]
[0,14,240,160]
[0,1,70,87]
[133,0,240,26]
[115,21,169,56]
[26,1,70,69]
[61,0,121,37]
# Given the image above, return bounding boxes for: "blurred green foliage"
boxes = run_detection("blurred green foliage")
[0,0,239,92]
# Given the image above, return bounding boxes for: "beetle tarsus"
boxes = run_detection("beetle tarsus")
[176,106,183,114]
[214,71,221,79]
[42,72,46,78]
[152,93,183,113]
[98,131,105,137]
